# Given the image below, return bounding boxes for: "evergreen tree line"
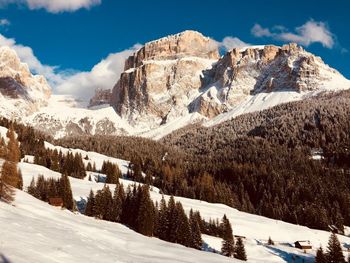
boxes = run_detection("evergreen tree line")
[101,160,121,184]
[85,183,203,249]
[3,91,350,232]
[33,149,86,179]
[315,232,349,263]
[0,126,23,203]
[221,214,247,260]
[85,183,247,259]
[27,174,74,211]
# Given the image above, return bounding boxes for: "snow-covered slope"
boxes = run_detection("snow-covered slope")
[23,95,133,139]
[9,140,350,263]
[0,190,237,263]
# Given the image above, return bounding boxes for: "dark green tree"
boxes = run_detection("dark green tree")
[60,174,74,211]
[234,237,247,261]
[85,190,95,217]
[326,233,345,263]
[136,185,155,236]
[315,247,326,263]
[189,209,202,250]
[221,215,234,257]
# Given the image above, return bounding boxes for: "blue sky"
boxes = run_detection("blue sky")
[0,0,349,98]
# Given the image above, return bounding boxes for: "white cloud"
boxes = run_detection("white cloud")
[251,20,335,49]
[220,36,249,50]
[0,0,101,13]
[0,34,62,84]
[0,33,141,101]
[55,44,141,100]
[251,24,272,37]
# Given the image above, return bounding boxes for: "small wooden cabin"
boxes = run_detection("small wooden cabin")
[294,241,312,250]
[49,197,63,207]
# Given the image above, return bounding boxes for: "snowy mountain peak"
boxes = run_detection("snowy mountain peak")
[190,43,350,119]
[0,46,51,118]
[123,30,219,70]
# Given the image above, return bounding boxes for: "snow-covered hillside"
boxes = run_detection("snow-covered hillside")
[0,190,237,263]
[1,140,347,263]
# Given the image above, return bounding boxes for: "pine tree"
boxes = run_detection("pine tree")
[167,196,178,243]
[221,214,235,257]
[189,209,202,250]
[156,196,169,240]
[315,247,327,263]
[111,184,124,222]
[0,171,14,203]
[17,168,23,190]
[6,126,20,163]
[101,186,113,221]
[85,190,95,217]
[234,237,247,261]
[136,185,155,236]
[326,233,345,263]
[60,174,74,211]
[174,201,192,247]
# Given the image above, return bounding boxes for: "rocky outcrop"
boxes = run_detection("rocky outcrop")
[190,43,349,118]
[88,88,112,108]
[124,30,219,70]
[111,30,219,127]
[0,46,51,117]
[110,31,350,133]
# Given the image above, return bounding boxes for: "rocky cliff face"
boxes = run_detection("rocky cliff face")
[0,46,51,117]
[111,31,349,132]
[189,43,350,118]
[88,88,112,108]
[111,30,219,127]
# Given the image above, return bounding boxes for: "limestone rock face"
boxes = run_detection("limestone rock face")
[190,43,349,118]
[0,46,51,117]
[110,30,350,133]
[88,89,112,108]
[111,30,219,127]
[124,30,219,70]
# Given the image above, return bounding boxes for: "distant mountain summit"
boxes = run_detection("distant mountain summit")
[109,30,349,137]
[0,31,349,138]
[0,46,51,118]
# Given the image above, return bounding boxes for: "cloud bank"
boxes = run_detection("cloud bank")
[0,33,141,101]
[251,20,335,48]
[55,44,141,100]
[0,0,101,13]
[219,36,249,50]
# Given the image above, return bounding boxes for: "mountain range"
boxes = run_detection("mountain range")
[0,30,349,139]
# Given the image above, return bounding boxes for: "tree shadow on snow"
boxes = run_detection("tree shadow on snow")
[0,254,12,263]
[266,246,314,263]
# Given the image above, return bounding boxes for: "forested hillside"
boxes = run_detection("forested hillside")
[2,90,350,233]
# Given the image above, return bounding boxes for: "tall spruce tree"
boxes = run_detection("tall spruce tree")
[315,247,327,263]
[221,215,235,257]
[136,185,155,236]
[156,196,169,240]
[326,233,345,263]
[174,202,193,247]
[234,237,247,261]
[85,190,95,217]
[167,196,178,243]
[60,174,74,211]
[111,184,124,222]
[189,209,202,250]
